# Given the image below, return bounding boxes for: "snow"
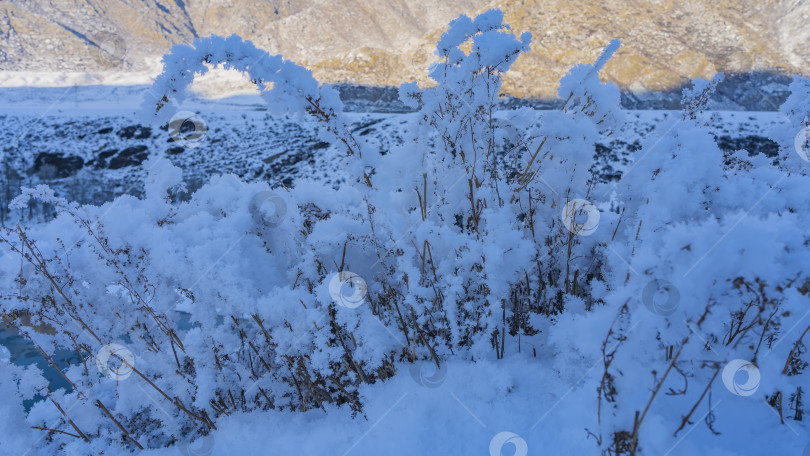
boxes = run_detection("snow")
[116,357,801,455]
[1,8,809,456]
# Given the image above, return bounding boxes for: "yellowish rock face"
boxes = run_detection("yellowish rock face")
[2,0,806,97]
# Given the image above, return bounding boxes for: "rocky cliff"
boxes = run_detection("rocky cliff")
[1,1,807,101]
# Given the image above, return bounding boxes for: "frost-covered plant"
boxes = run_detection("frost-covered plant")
[0,9,626,452]
[550,74,810,455]
[392,16,621,360]
[3,7,806,456]
[141,34,362,159]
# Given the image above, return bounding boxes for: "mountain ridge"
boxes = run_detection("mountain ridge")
[1,0,807,100]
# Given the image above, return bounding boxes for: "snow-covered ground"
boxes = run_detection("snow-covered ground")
[3,345,806,455]
[134,358,805,456]
[0,82,785,217]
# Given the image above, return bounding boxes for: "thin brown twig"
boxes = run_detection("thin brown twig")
[95,399,144,450]
[673,363,721,437]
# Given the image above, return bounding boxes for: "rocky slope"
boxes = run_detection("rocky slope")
[1,0,807,100]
